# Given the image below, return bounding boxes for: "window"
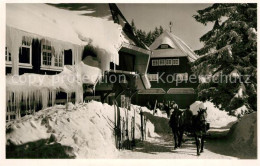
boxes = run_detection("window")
[19,36,32,65]
[42,51,52,66]
[152,59,158,66]
[176,73,188,81]
[172,59,179,65]
[41,39,64,69]
[159,59,165,66]
[55,51,63,67]
[64,49,73,65]
[5,47,11,62]
[160,44,169,49]
[165,59,172,66]
[153,59,178,66]
[42,41,52,66]
[147,73,159,82]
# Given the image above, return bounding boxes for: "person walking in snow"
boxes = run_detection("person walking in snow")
[169,103,184,149]
[169,101,178,115]
[171,101,178,110]
[164,101,171,118]
[183,105,193,133]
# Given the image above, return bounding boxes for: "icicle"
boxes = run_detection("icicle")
[8,27,22,75]
[93,84,96,97]
[52,90,56,106]
[41,88,48,109]
[28,89,31,114]
[67,92,72,103]
[24,89,28,112]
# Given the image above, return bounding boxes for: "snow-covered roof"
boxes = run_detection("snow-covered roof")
[6,3,150,70]
[156,35,176,49]
[149,30,199,62]
[6,3,129,68]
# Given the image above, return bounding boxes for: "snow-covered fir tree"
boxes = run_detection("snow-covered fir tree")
[192,4,257,114]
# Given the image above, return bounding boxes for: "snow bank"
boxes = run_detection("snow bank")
[146,120,160,138]
[154,108,168,118]
[131,105,168,119]
[6,101,159,158]
[228,112,257,158]
[190,101,237,128]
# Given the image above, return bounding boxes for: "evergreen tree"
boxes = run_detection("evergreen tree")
[192,4,257,114]
[145,31,153,46]
[136,29,147,44]
[130,20,165,46]
[152,27,160,42]
[159,25,164,34]
[131,19,136,34]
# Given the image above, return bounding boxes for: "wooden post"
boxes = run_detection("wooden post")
[125,98,130,149]
[131,106,136,148]
[144,116,147,140]
[117,105,121,149]
[131,116,135,147]
[122,117,125,148]
[153,100,157,115]
[113,100,117,148]
[140,109,144,141]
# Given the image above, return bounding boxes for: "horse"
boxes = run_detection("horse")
[168,107,185,149]
[169,107,208,156]
[192,107,208,156]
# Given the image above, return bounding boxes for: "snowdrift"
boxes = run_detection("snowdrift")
[228,112,257,158]
[190,101,237,128]
[132,105,168,119]
[6,101,159,158]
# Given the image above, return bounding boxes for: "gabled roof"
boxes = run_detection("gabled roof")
[149,30,199,62]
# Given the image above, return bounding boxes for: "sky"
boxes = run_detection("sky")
[117,4,214,51]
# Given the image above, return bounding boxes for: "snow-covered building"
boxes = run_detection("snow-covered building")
[5,3,151,121]
[135,30,199,109]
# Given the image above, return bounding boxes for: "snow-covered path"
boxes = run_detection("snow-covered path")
[118,134,237,159]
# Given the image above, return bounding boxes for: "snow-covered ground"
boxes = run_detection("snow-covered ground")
[119,136,237,159]
[189,101,257,158]
[121,102,256,159]
[6,100,256,159]
[6,101,159,158]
